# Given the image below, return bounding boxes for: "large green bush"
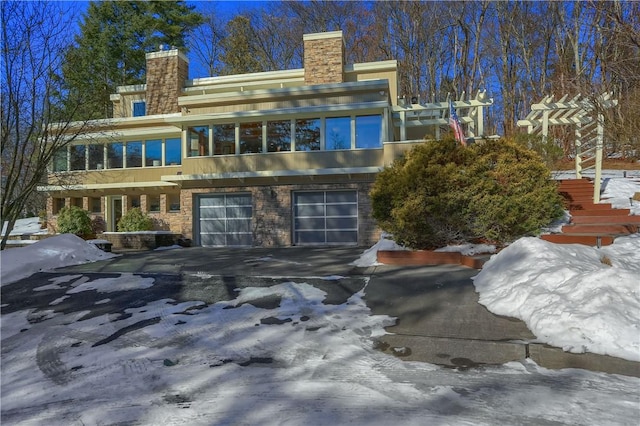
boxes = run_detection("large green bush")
[57,206,93,238]
[117,207,154,232]
[371,138,563,249]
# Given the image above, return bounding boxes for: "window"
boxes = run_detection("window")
[295,118,320,151]
[148,195,161,212]
[90,197,101,213]
[53,148,68,172]
[129,195,141,209]
[133,101,146,117]
[267,120,291,152]
[72,197,83,208]
[239,122,262,154]
[213,124,235,155]
[126,141,143,168]
[145,139,162,166]
[53,198,65,214]
[70,145,86,170]
[88,144,104,170]
[168,194,180,212]
[107,143,123,168]
[325,117,351,150]
[165,138,181,165]
[356,115,382,148]
[188,126,209,157]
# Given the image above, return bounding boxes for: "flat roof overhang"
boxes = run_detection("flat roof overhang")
[37,181,179,194]
[161,166,382,185]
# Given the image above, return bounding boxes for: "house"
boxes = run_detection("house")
[40,31,492,247]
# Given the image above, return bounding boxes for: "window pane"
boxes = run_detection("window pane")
[144,139,162,166]
[107,143,123,168]
[148,195,161,212]
[90,197,101,213]
[356,115,382,148]
[325,117,351,150]
[213,124,235,155]
[53,148,67,172]
[169,194,180,212]
[165,138,181,165]
[295,118,320,151]
[126,141,143,168]
[88,145,104,170]
[240,122,262,154]
[188,126,209,157]
[267,120,291,152]
[53,198,65,214]
[72,197,83,208]
[130,195,141,209]
[70,145,85,170]
[133,101,146,117]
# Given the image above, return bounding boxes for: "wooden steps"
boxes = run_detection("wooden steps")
[541,178,638,247]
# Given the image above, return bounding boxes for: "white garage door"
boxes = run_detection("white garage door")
[293,190,358,245]
[197,194,252,247]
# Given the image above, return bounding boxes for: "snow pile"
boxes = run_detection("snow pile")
[473,235,640,361]
[1,234,117,286]
[601,177,640,213]
[1,216,48,237]
[434,243,496,256]
[350,235,407,267]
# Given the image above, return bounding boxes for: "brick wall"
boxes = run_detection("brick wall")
[303,31,345,85]
[181,181,380,248]
[145,50,188,115]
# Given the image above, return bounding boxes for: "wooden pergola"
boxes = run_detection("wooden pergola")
[517,93,617,203]
[392,90,494,142]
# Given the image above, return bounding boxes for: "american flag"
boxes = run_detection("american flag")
[449,102,466,146]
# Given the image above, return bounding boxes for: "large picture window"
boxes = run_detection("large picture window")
[239,122,263,154]
[145,139,162,166]
[356,115,382,148]
[107,143,123,169]
[165,138,181,165]
[325,117,351,150]
[53,148,68,172]
[267,120,291,152]
[188,126,209,157]
[126,141,143,168]
[295,118,320,151]
[70,145,86,171]
[88,144,104,170]
[213,124,235,155]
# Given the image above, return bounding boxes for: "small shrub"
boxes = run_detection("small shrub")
[57,206,93,238]
[117,207,154,232]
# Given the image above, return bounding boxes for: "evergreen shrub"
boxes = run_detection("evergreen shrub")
[370,138,563,249]
[117,207,154,232]
[57,206,93,238]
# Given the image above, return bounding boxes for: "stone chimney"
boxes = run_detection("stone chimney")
[303,31,345,85]
[145,49,189,115]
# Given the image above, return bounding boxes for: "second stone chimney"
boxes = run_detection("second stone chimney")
[303,31,345,85]
[145,49,189,115]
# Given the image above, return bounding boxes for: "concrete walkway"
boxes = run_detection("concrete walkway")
[54,247,639,377]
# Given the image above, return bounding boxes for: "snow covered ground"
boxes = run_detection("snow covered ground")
[1,176,639,425]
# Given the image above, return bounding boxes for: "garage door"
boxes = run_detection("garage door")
[197,194,252,247]
[293,190,358,245]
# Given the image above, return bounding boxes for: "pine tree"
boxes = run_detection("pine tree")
[57,1,202,120]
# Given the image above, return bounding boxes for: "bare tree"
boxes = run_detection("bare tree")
[1,1,94,249]
[188,3,226,77]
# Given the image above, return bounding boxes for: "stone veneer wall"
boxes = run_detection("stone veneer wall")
[145,50,189,115]
[303,32,345,85]
[181,182,380,247]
